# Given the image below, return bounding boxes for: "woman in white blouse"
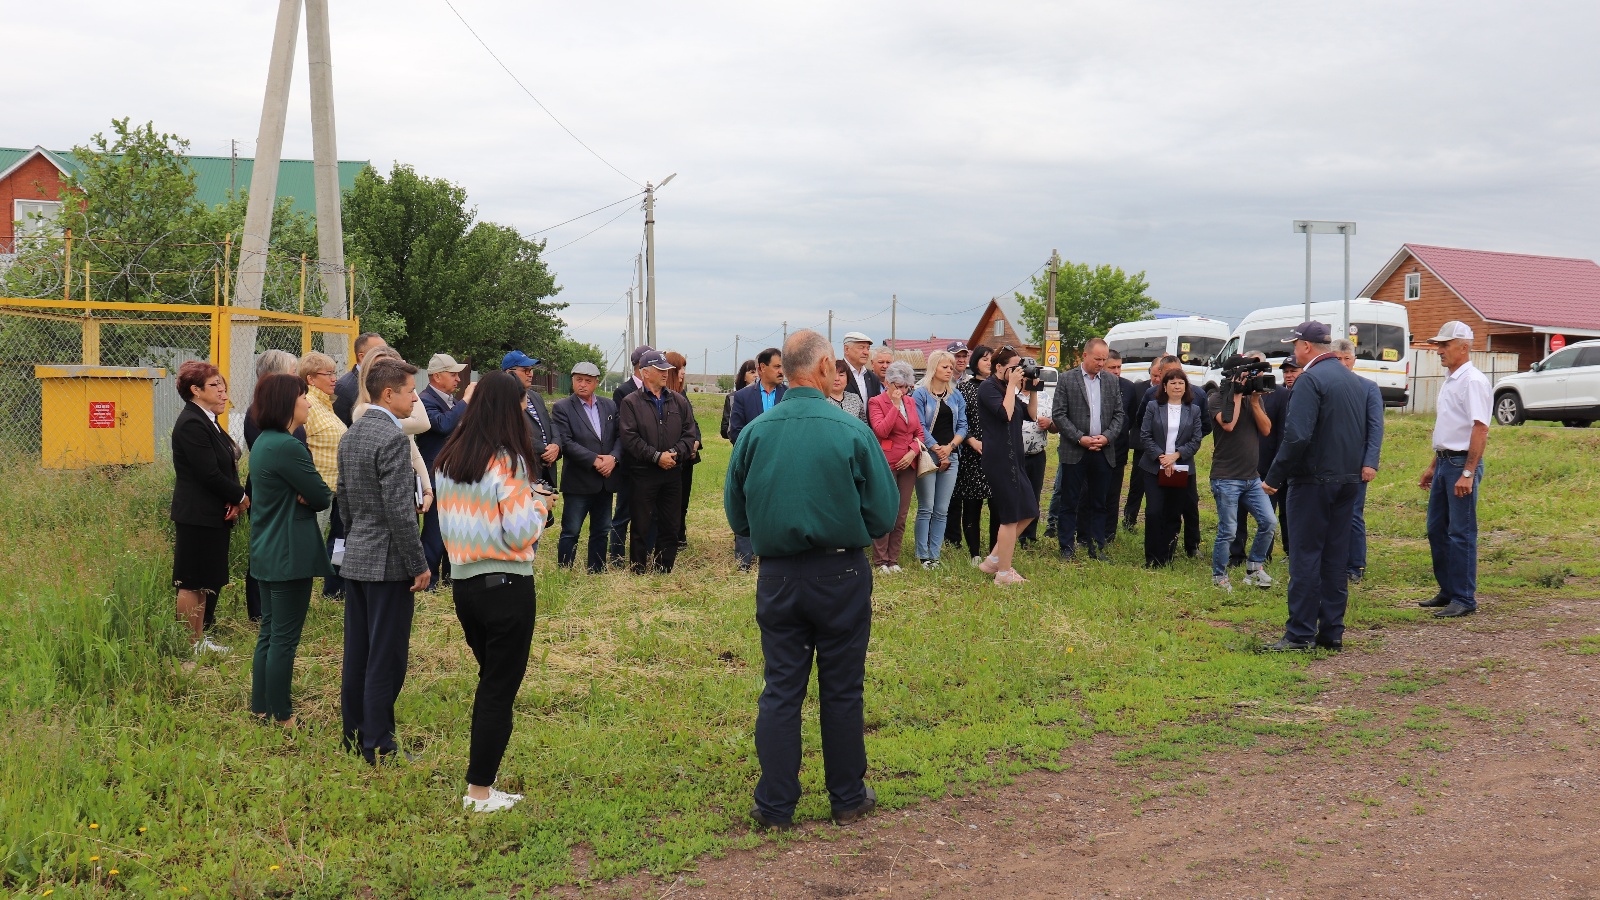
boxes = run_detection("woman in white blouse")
[1136,369,1202,567]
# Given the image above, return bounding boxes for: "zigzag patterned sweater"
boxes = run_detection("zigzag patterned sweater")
[434,451,549,580]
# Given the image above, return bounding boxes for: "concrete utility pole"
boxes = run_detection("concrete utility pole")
[1044,249,1061,367]
[643,173,676,347]
[828,309,833,345]
[890,294,897,351]
[782,321,787,343]
[636,253,646,348]
[733,335,740,378]
[625,287,633,356]
[304,0,348,321]
[230,139,238,198]
[702,348,708,385]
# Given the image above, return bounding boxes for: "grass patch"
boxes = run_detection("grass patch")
[0,406,1595,894]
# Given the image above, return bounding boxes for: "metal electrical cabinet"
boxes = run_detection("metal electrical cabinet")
[35,365,167,468]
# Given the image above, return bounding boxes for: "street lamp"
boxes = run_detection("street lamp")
[1292,220,1357,334]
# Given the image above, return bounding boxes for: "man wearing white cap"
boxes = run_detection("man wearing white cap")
[839,332,881,423]
[1418,321,1491,619]
[418,353,474,586]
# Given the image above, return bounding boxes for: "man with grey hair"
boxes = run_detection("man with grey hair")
[1418,321,1490,619]
[725,329,897,830]
[1331,338,1384,582]
[871,347,895,386]
[1262,322,1370,652]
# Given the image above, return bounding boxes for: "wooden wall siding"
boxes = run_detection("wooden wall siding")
[0,155,68,243]
[966,303,1038,358]
[1485,331,1543,371]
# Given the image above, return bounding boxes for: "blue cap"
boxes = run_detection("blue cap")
[638,349,674,371]
[1282,321,1332,344]
[501,350,540,370]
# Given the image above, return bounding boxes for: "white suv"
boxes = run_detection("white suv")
[1492,339,1600,428]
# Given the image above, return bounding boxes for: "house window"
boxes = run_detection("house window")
[14,200,63,238]
[993,320,1005,338]
[1403,272,1421,301]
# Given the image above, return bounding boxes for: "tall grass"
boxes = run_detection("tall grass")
[0,405,1594,895]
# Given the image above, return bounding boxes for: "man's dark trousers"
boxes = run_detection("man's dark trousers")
[323,495,346,597]
[753,547,872,823]
[1181,478,1201,556]
[559,492,614,573]
[1102,458,1127,542]
[1283,482,1360,645]
[629,469,682,573]
[341,579,415,761]
[609,473,633,564]
[1056,451,1112,554]
[420,503,448,588]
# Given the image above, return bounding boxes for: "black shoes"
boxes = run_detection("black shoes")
[1057,548,1076,562]
[832,786,877,825]
[749,808,794,831]
[1434,601,1474,618]
[1315,640,1343,652]
[1417,594,1450,608]
[1262,638,1313,652]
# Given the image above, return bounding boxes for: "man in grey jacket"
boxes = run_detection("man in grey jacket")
[1050,338,1126,560]
[337,356,431,763]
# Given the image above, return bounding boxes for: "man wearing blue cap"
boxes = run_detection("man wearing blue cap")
[1262,321,1371,652]
[503,351,561,483]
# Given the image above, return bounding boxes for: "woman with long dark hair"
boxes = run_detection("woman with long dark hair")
[246,373,332,728]
[720,359,759,440]
[170,360,246,657]
[432,372,555,813]
[950,346,995,562]
[1137,368,1203,567]
[974,348,1037,585]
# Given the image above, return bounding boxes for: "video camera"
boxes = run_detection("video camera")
[1216,354,1276,425]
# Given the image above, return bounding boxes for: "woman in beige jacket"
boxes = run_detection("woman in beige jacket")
[352,345,434,513]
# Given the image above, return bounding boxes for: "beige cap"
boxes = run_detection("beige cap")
[427,353,467,375]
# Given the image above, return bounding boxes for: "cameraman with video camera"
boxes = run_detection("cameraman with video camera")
[1206,352,1278,592]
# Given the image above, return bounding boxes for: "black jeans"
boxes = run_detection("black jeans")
[1142,472,1186,566]
[630,468,683,573]
[1017,452,1048,544]
[960,498,998,559]
[1055,451,1113,554]
[1284,481,1360,645]
[558,491,614,573]
[1103,460,1127,541]
[453,572,537,787]
[341,579,415,761]
[421,500,449,587]
[945,494,966,547]
[609,472,633,563]
[754,547,873,822]
[324,494,346,598]
[1181,477,1202,555]
[1123,463,1146,525]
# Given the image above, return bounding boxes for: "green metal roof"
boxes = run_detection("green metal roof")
[0,146,369,216]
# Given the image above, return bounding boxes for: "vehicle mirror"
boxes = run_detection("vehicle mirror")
[1532,361,1544,372]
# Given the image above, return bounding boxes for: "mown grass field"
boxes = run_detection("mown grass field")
[1,396,1597,897]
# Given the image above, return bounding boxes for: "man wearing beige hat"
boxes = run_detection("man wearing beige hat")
[1418,321,1492,619]
[839,332,881,424]
[419,353,474,586]
[552,361,622,573]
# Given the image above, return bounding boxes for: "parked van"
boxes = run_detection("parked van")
[1203,299,1410,406]
[1104,316,1231,383]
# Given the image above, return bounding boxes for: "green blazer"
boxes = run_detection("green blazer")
[248,429,335,582]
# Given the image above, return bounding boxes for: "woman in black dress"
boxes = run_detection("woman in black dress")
[951,346,996,562]
[170,360,247,657]
[974,348,1037,585]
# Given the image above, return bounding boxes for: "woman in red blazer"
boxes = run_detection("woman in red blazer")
[868,360,924,572]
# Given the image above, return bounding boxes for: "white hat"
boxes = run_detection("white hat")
[427,353,467,375]
[841,331,872,344]
[570,361,601,377]
[1427,320,1474,343]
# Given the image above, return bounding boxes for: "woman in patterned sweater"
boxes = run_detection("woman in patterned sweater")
[433,372,554,814]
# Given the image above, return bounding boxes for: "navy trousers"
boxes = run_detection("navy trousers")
[753,548,873,823]
[1283,481,1360,645]
[323,495,346,598]
[420,501,449,587]
[1055,451,1112,554]
[341,579,415,761]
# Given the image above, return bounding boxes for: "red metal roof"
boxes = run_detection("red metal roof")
[1405,244,1600,331]
[885,337,967,357]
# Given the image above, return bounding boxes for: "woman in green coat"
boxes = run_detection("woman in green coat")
[247,373,334,728]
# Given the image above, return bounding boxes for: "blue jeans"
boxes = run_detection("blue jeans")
[1348,482,1369,576]
[558,492,614,573]
[914,457,959,560]
[1210,478,1277,577]
[1427,454,1482,611]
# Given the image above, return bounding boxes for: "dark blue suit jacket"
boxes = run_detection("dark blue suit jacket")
[416,383,468,473]
[552,394,623,494]
[727,382,786,445]
[1264,356,1370,488]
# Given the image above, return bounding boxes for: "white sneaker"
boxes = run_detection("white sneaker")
[1212,575,1233,593]
[889,565,903,573]
[921,559,937,570]
[970,556,983,566]
[878,565,893,574]
[463,787,521,813]
[1245,567,1275,588]
[193,636,231,656]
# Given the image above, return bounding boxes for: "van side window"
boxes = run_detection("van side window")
[1177,335,1224,365]
[1241,327,1297,359]
[1109,338,1162,364]
[1350,323,1406,362]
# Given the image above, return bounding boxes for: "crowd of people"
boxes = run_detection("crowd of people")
[164,315,1493,825]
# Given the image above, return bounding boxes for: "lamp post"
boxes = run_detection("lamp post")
[1292,220,1357,334]
[643,173,677,347]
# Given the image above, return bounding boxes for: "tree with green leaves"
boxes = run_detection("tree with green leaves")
[341,164,566,369]
[1016,261,1158,362]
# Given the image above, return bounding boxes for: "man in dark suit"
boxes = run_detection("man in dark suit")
[1100,350,1141,542]
[502,350,561,485]
[552,361,623,573]
[337,356,430,763]
[1333,339,1384,582]
[610,345,652,564]
[417,353,472,587]
[1263,322,1370,652]
[726,347,786,570]
[1050,338,1126,560]
[618,350,702,574]
[333,331,386,426]
[839,332,881,423]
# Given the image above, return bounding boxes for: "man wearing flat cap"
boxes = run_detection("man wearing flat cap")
[839,332,881,424]
[610,345,653,565]
[552,361,623,573]
[418,353,474,586]
[503,350,561,485]
[617,350,701,574]
[1262,321,1371,652]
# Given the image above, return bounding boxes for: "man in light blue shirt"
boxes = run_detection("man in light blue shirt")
[726,347,786,570]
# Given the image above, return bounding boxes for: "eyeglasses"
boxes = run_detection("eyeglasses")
[314,370,336,378]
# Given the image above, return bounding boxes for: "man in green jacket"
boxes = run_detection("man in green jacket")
[725,329,899,831]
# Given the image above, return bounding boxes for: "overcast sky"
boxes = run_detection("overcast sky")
[13,1,1600,371]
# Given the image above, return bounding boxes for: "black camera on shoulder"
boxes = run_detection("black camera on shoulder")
[1217,354,1276,424]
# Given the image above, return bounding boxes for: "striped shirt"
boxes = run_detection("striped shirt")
[304,386,346,489]
[434,451,550,580]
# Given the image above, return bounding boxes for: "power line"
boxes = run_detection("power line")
[545,204,638,253]
[565,291,629,329]
[441,0,639,186]
[529,192,644,236]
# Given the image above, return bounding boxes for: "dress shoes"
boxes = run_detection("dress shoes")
[749,808,794,831]
[1417,594,1450,608]
[1315,640,1343,652]
[832,786,877,825]
[1433,601,1474,618]
[1262,638,1313,652]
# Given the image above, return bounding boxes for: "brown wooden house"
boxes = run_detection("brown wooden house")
[1360,244,1600,370]
[966,297,1040,358]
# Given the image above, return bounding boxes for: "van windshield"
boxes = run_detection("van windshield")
[1351,323,1406,362]
[1109,337,1163,364]
[1242,327,1297,360]
[1177,336,1225,365]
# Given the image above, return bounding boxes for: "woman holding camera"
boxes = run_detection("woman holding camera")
[974,348,1037,585]
[246,373,333,728]
[433,372,555,813]
[1137,369,1204,567]
[868,360,924,573]
[911,350,967,568]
